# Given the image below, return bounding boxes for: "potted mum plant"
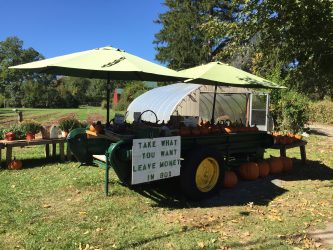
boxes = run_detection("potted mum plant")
[3,123,25,141]
[20,120,42,140]
[58,118,81,137]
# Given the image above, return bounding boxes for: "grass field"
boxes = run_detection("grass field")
[0,109,332,249]
[0,107,111,126]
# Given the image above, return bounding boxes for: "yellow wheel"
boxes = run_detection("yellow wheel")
[180,148,223,200]
[195,157,220,192]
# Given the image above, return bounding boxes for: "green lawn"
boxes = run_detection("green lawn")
[0,107,112,126]
[0,132,332,249]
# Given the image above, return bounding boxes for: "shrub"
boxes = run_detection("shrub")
[19,120,42,134]
[58,118,81,132]
[309,99,333,124]
[270,90,310,133]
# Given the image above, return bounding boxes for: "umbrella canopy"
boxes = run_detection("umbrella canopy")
[179,61,283,88]
[178,61,284,123]
[10,46,184,81]
[10,46,185,123]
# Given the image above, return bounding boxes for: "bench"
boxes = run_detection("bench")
[269,140,307,164]
[0,138,70,167]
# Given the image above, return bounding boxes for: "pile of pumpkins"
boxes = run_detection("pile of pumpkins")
[272,132,303,145]
[179,120,259,137]
[223,156,293,188]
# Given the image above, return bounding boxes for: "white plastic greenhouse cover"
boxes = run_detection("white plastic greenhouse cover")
[126,83,200,123]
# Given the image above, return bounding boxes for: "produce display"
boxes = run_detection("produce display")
[66,110,298,200]
[272,132,303,145]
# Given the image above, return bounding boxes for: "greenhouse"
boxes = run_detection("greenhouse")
[126,83,272,131]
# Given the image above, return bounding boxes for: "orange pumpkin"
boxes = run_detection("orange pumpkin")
[295,134,302,140]
[89,124,96,132]
[199,126,209,135]
[8,159,23,170]
[239,162,259,180]
[179,126,191,136]
[281,157,293,172]
[223,170,238,188]
[258,160,270,177]
[191,126,201,136]
[269,157,284,174]
[224,127,232,133]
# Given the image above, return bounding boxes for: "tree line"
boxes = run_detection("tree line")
[1,0,332,109]
[154,0,333,99]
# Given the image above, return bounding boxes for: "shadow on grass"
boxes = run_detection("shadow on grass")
[308,128,331,137]
[0,156,74,169]
[131,159,333,209]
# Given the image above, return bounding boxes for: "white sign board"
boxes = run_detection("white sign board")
[132,136,181,185]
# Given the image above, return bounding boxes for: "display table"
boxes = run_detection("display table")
[0,138,70,166]
[269,140,307,164]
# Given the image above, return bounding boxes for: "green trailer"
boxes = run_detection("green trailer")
[67,126,273,200]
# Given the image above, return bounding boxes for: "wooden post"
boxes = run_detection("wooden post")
[6,146,12,166]
[280,146,286,157]
[300,145,306,164]
[59,142,65,162]
[45,144,50,157]
[66,145,72,161]
[52,143,56,157]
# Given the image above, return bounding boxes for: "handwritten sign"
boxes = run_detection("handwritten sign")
[131,136,181,185]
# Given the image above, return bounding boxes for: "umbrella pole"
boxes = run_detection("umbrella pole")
[211,84,218,124]
[106,73,111,126]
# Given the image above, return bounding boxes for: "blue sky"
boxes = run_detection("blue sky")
[0,0,166,63]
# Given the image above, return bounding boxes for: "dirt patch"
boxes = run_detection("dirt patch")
[86,113,106,124]
[42,113,77,126]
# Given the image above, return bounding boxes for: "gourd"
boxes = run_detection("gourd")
[258,160,270,177]
[8,158,23,170]
[269,157,284,174]
[223,170,238,188]
[239,162,259,180]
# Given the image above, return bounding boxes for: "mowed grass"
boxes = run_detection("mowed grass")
[0,133,333,249]
[0,107,111,125]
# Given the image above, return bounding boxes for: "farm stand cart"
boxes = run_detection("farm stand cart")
[67,124,273,200]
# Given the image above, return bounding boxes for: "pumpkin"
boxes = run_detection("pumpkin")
[8,159,23,170]
[258,160,270,177]
[269,157,284,174]
[199,126,209,135]
[179,126,191,136]
[239,162,259,180]
[224,127,232,133]
[89,124,96,132]
[295,134,302,140]
[191,126,200,136]
[223,170,238,188]
[281,156,293,172]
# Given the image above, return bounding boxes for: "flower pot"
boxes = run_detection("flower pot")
[5,132,15,141]
[26,132,35,141]
[61,130,69,138]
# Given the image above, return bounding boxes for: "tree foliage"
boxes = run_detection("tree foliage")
[204,0,333,98]
[154,0,234,70]
[155,0,333,99]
